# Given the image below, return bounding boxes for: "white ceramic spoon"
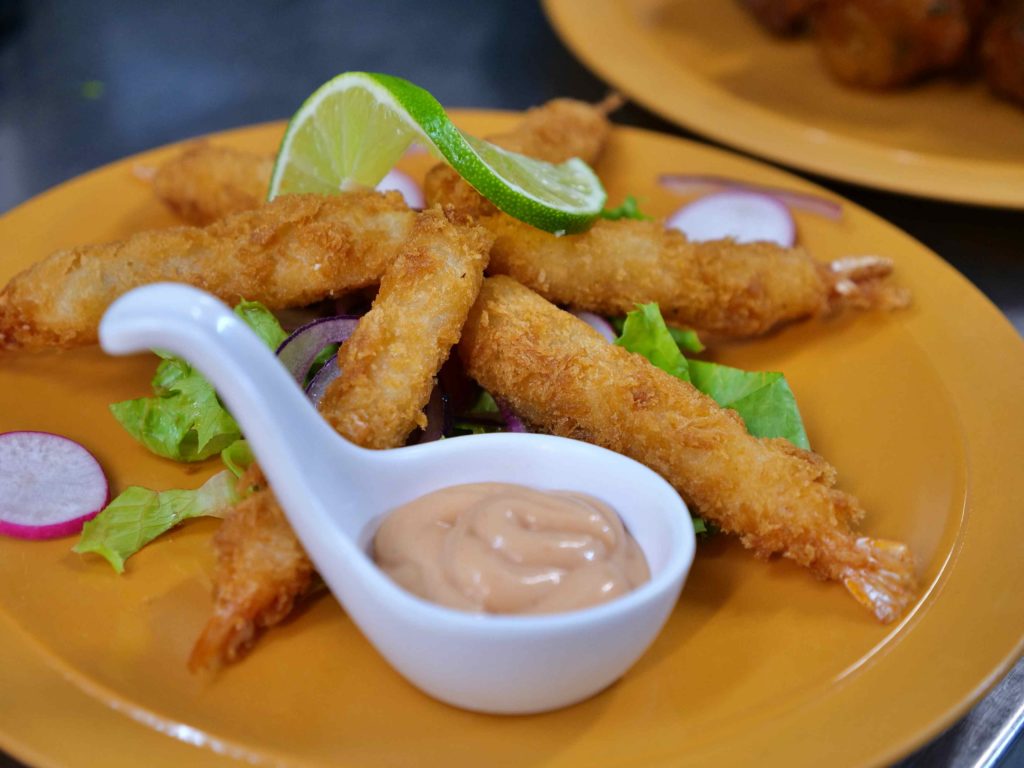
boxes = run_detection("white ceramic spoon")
[99,283,696,714]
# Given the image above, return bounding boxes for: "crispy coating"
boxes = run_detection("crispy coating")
[0,191,417,351]
[423,96,619,218]
[481,214,909,338]
[188,466,314,672]
[152,142,273,225]
[459,276,917,622]
[982,0,1024,105]
[189,208,491,670]
[319,208,492,447]
[150,96,618,226]
[813,0,975,88]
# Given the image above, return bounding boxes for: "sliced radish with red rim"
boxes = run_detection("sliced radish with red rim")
[666,190,796,247]
[376,169,424,209]
[0,431,109,540]
[659,174,843,220]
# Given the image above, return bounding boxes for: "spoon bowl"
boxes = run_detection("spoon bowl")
[99,283,696,714]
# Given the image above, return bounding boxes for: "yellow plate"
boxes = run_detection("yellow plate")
[1,113,1023,768]
[544,0,1024,209]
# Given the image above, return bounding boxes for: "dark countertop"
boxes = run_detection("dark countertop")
[0,2,1021,767]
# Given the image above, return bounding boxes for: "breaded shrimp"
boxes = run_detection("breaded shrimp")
[189,208,492,670]
[149,96,620,226]
[422,96,620,218]
[152,142,273,226]
[188,465,315,671]
[481,214,909,338]
[319,207,492,447]
[459,276,917,622]
[0,191,417,351]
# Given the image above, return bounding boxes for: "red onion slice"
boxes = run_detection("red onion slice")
[666,190,796,247]
[659,174,843,221]
[376,169,424,209]
[496,399,527,433]
[276,316,360,385]
[415,387,451,444]
[571,310,617,343]
[305,360,451,444]
[305,353,342,408]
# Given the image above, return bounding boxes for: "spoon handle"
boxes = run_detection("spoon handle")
[99,282,373,531]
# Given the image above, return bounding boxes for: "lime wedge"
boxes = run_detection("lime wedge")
[268,72,606,234]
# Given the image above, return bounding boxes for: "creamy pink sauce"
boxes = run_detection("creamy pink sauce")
[373,482,650,614]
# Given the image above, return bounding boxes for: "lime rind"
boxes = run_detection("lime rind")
[269,74,423,198]
[269,72,606,234]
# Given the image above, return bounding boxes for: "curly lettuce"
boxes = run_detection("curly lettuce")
[599,195,652,221]
[74,441,258,573]
[109,301,285,462]
[615,303,809,449]
[73,471,239,573]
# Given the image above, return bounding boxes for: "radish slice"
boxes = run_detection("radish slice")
[376,169,424,209]
[572,310,617,343]
[0,431,109,539]
[276,316,360,385]
[659,174,843,220]
[666,190,796,247]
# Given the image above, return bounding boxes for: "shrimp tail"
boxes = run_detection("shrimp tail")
[824,255,912,312]
[840,536,917,624]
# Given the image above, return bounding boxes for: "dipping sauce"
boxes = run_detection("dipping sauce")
[373,482,650,614]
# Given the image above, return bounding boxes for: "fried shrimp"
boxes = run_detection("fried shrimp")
[459,276,917,622]
[319,208,492,447]
[480,214,909,338]
[188,465,315,672]
[152,142,273,226]
[0,191,417,351]
[422,95,620,218]
[149,96,620,225]
[189,208,492,671]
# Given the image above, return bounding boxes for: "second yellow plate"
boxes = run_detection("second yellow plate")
[545,0,1024,208]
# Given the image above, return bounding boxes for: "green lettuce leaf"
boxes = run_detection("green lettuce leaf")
[466,389,500,418]
[234,300,288,350]
[614,303,691,382]
[611,314,704,354]
[600,195,652,221]
[305,342,340,387]
[615,303,809,448]
[109,359,241,461]
[110,301,286,462]
[668,326,704,354]
[220,439,255,478]
[73,470,240,573]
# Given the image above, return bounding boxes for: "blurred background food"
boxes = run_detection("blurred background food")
[740,0,1024,104]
